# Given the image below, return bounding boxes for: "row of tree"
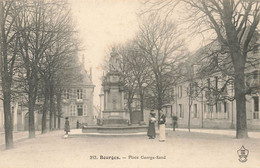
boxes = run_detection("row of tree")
[110,14,186,125]
[0,0,80,149]
[112,0,260,139]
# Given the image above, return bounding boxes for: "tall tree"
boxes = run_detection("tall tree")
[0,0,21,149]
[15,0,75,138]
[182,0,260,138]
[37,1,78,132]
[137,13,185,123]
[112,45,137,124]
[122,41,151,122]
[145,0,260,139]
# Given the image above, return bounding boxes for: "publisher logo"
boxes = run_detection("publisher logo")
[237,146,249,163]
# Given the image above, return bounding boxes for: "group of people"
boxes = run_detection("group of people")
[64,111,167,142]
[147,110,166,142]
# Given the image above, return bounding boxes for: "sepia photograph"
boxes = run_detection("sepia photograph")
[0,0,259,167]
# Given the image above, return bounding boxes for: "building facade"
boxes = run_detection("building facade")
[62,66,95,128]
[163,44,260,130]
[171,72,260,130]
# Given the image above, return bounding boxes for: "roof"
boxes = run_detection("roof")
[67,62,95,88]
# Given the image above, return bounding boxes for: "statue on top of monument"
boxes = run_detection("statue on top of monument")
[109,48,120,72]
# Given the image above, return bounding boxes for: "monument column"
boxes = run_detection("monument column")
[101,48,129,125]
[104,92,107,110]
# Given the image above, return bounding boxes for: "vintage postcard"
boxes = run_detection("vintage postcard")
[0,0,259,168]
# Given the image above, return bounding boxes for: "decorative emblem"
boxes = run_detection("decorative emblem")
[237,146,249,162]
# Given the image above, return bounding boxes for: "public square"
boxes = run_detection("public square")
[0,1,260,168]
[0,128,259,168]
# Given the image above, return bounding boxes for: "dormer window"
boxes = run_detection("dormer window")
[64,89,70,99]
[77,89,83,99]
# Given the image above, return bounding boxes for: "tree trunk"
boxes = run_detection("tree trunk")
[41,89,49,134]
[157,93,163,128]
[128,100,133,124]
[222,1,248,139]
[3,90,13,149]
[56,90,62,129]
[234,69,248,138]
[138,83,144,122]
[49,84,54,131]
[54,103,56,129]
[58,114,61,129]
[188,96,191,132]
[140,92,144,122]
[28,82,36,138]
[0,0,14,149]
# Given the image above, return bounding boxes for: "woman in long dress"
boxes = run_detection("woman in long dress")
[159,110,166,142]
[147,110,156,139]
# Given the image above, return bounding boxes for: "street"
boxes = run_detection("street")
[0,129,259,168]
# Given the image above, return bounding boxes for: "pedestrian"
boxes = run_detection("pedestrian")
[147,110,156,139]
[159,110,166,142]
[64,117,70,135]
[172,116,178,131]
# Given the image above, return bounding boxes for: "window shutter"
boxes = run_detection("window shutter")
[83,104,87,116]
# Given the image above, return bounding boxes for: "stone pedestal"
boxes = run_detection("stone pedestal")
[101,71,129,125]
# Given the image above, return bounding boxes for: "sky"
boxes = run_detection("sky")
[69,0,203,107]
[70,0,141,106]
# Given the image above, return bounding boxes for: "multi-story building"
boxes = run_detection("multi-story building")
[62,65,95,128]
[0,62,95,131]
[165,43,260,130]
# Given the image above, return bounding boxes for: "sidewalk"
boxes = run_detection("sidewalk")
[68,127,260,139]
[166,127,260,139]
[1,128,259,147]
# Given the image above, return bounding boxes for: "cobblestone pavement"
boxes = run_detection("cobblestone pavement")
[0,129,259,168]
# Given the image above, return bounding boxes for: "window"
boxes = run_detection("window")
[215,76,218,89]
[253,96,259,119]
[178,86,182,98]
[193,104,198,118]
[179,104,184,118]
[77,105,83,116]
[204,103,207,113]
[77,89,83,99]
[224,102,228,113]
[70,105,76,116]
[216,102,221,113]
[223,102,229,119]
